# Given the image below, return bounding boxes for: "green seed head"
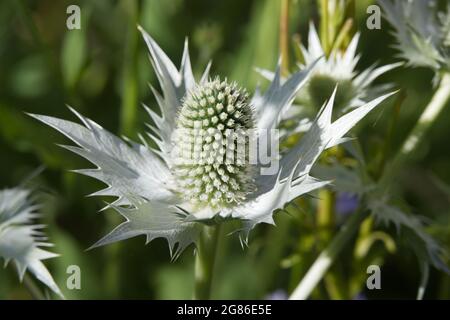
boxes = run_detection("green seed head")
[308,74,355,110]
[173,78,255,209]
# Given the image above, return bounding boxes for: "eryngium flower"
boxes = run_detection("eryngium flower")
[173,79,255,207]
[0,188,62,297]
[380,0,450,70]
[30,26,395,258]
[297,23,400,111]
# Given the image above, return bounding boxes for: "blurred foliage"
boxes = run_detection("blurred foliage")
[0,0,448,299]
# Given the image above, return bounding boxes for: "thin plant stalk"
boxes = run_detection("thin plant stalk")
[280,0,290,76]
[290,72,450,300]
[330,18,353,53]
[317,189,346,299]
[23,273,46,300]
[319,0,330,56]
[382,72,450,182]
[120,0,140,137]
[292,33,304,64]
[313,0,348,298]
[343,0,356,46]
[194,225,221,300]
[290,208,367,300]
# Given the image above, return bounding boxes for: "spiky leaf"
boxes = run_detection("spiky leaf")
[0,188,63,298]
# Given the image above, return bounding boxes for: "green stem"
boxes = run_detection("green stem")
[279,0,290,76]
[290,72,450,300]
[292,33,304,64]
[317,189,334,243]
[400,73,450,155]
[319,0,330,56]
[381,72,450,185]
[317,163,346,299]
[23,273,46,300]
[289,208,367,300]
[194,225,221,300]
[324,272,345,299]
[120,0,140,137]
[343,0,356,46]
[330,18,353,53]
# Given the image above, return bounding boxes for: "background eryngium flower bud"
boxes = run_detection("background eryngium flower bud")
[295,23,400,111]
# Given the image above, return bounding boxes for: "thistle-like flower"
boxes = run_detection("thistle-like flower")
[172,79,256,208]
[30,26,395,258]
[379,0,450,71]
[296,23,400,111]
[0,188,62,297]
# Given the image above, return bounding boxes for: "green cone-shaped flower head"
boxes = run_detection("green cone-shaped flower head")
[173,78,255,208]
[308,74,356,111]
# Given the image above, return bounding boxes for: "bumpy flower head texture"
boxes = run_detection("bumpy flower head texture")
[29,26,396,258]
[379,0,450,70]
[0,188,62,297]
[173,79,255,208]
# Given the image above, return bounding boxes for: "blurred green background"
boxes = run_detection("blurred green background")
[0,0,449,299]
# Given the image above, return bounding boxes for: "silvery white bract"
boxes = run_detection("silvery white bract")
[379,0,450,70]
[0,188,63,298]
[30,26,395,258]
[259,23,400,112]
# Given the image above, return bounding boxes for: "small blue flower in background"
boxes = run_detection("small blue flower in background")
[353,292,368,300]
[335,192,359,215]
[265,289,288,300]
